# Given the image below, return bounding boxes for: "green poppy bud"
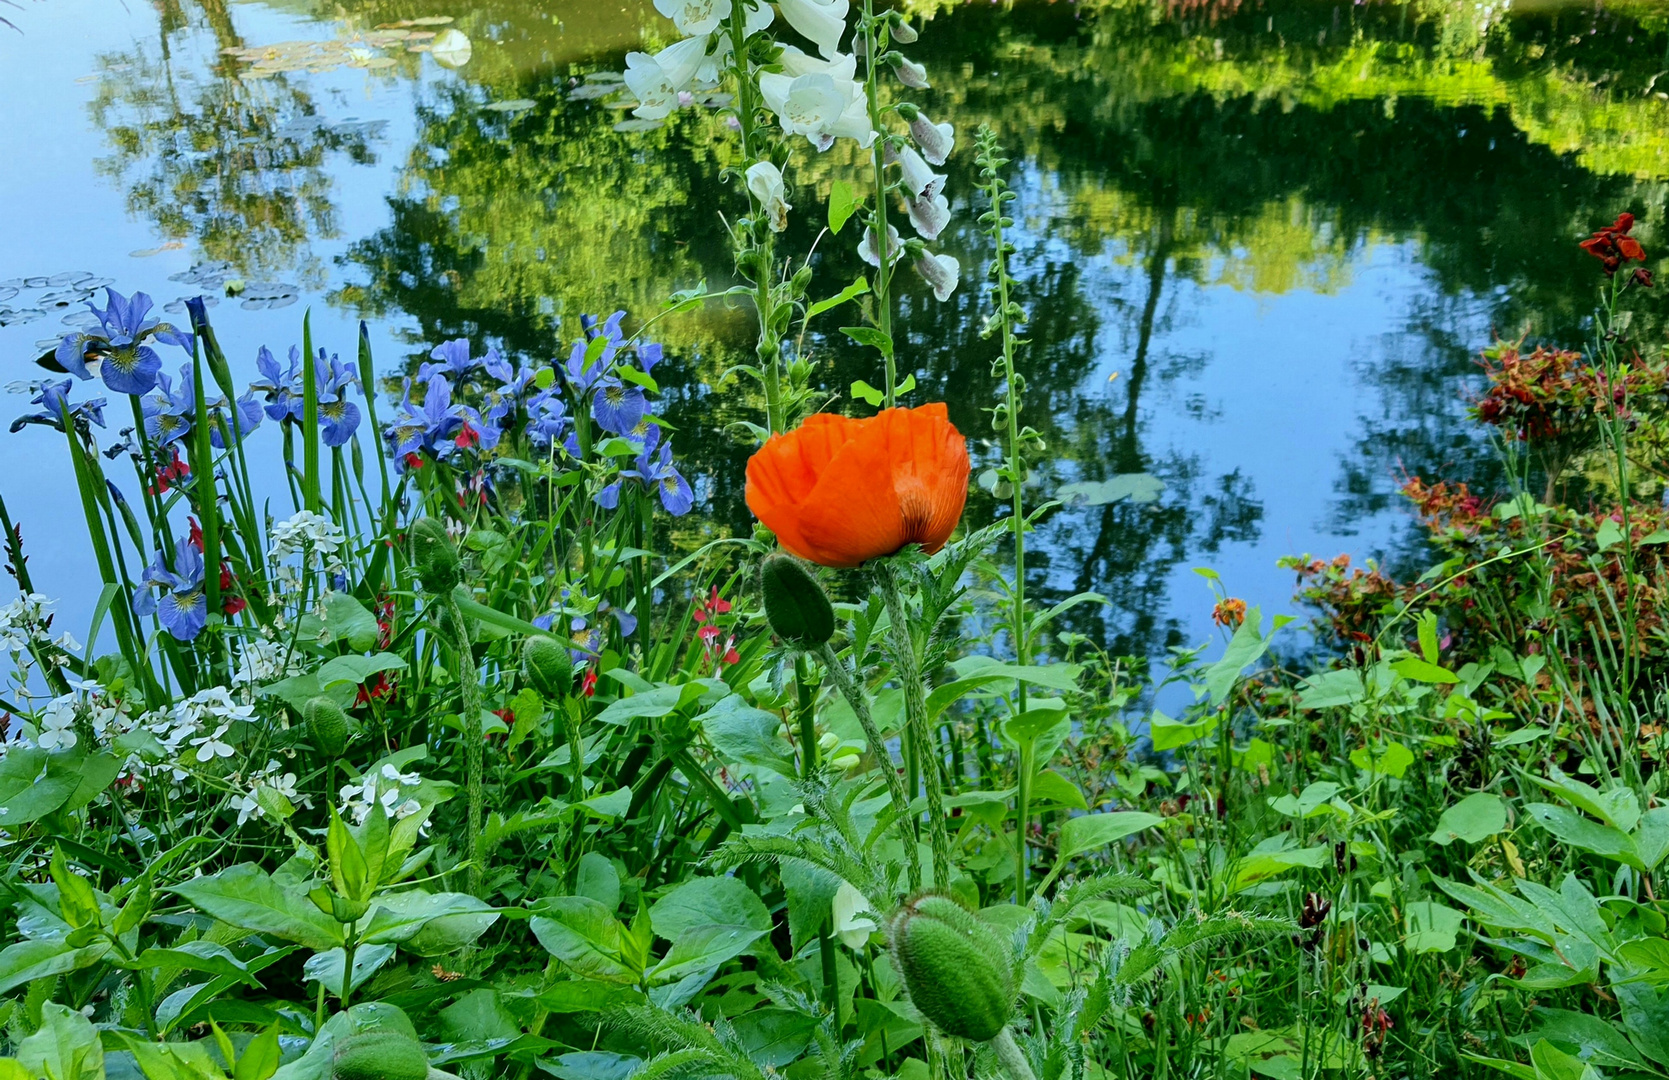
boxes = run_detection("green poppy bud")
[760,554,835,648]
[890,893,1016,1042]
[407,517,461,596]
[331,1030,429,1080]
[304,696,351,757]
[522,635,573,700]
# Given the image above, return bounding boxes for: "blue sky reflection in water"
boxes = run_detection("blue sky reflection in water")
[0,0,1666,672]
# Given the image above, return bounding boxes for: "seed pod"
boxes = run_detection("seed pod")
[304,696,350,757]
[890,893,1015,1042]
[331,1030,429,1080]
[407,517,461,595]
[760,555,834,648]
[522,635,573,700]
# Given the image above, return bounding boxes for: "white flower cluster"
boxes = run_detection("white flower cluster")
[31,678,129,752]
[145,686,255,776]
[230,759,305,826]
[268,510,347,576]
[233,637,303,687]
[339,762,425,826]
[0,593,78,656]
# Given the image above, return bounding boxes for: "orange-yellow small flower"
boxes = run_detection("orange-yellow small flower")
[745,404,970,568]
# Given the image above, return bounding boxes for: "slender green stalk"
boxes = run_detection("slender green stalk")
[796,654,840,1023]
[878,563,949,888]
[301,312,322,514]
[443,594,485,897]
[860,0,897,406]
[816,641,921,890]
[990,1027,1038,1080]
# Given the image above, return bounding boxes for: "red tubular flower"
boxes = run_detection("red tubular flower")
[745,404,971,568]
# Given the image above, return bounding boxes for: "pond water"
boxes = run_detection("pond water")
[2,0,1667,667]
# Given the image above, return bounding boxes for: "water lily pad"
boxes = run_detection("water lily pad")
[613,118,664,133]
[0,309,45,326]
[585,71,625,84]
[569,83,619,101]
[0,288,16,304]
[1057,473,1165,506]
[483,98,537,113]
[430,28,471,68]
[62,311,103,330]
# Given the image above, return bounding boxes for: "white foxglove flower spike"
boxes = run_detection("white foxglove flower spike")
[906,191,950,241]
[655,0,731,36]
[892,145,945,200]
[778,0,850,58]
[907,111,955,166]
[758,71,875,150]
[624,37,709,119]
[914,250,960,301]
[859,225,903,268]
[746,161,792,232]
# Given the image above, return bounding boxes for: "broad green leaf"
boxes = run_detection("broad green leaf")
[1269,781,1342,819]
[530,897,637,984]
[576,853,621,913]
[1350,741,1414,778]
[649,877,770,943]
[135,941,259,987]
[0,938,110,996]
[1405,901,1464,953]
[849,380,885,407]
[806,275,868,319]
[302,943,395,997]
[234,1023,282,1080]
[1028,770,1088,811]
[1204,609,1275,704]
[595,684,702,726]
[0,747,79,825]
[169,864,343,952]
[839,327,893,358]
[1149,710,1215,751]
[696,696,795,777]
[18,1003,103,1080]
[1296,668,1365,710]
[1431,793,1507,846]
[1391,655,1459,684]
[1057,812,1164,861]
[319,591,379,651]
[828,180,858,235]
[1524,804,1643,870]
[361,891,496,948]
[648,921,768,984]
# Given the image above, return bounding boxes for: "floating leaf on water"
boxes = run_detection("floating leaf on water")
[483,98,537,113]
[268,294,299,309]
[46,272,90,287]
[22,277,49,288]
[0,279,22,289]
[402,15,454,25]
[430,28,471,68]
[584,71,625,84]
[568,83,619,101]
[62,311,102,329]
[0,309,45,326]
[36,290,90,310]
[76,277,113,290]
[0,288,16,304]
[613,118,665,133]
[698,92,734,107]
[354,56,399,69]
[1056,473,1165,506]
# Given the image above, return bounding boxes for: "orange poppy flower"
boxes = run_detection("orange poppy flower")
[745,403,970,568]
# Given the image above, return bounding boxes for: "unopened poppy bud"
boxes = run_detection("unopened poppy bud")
[331,1031,428,1080]
[890,893,1015,1042]
[760,554,835,647]
[521,636,573,700]
[407,517,461,595]
[304,696,350,757]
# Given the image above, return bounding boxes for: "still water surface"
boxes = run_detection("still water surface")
[2,0,1667,665]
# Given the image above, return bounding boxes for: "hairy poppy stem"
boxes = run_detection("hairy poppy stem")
[879,563,951,889]
[816,641,921,890]
[444,595,485,898]
[991,1026,1039,1080]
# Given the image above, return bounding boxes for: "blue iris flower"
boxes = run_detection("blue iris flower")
[132,539,208,642]
[217,393,264,449]
[482,348,539,424]
[532,593,637,664]
[141,368,196,447]
[388,376,466,458]
[526,389,571,449]
[594,427,695,516]
[590,376,647,435]
[9,379,107,434]
[248,345,304,423]
[55,288,192,397]
[313,350,362,447]
[419,339,481,384]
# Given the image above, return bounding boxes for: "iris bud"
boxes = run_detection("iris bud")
[304,696,351,757]
[522,636,573,700]
[890,893,1016,1042]
[760,554,835,648]
[408,517,461,595]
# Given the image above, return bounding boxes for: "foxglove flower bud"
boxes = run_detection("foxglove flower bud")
[888,52,929,89]
[890,894,1016,1042]
[760,554,835,647]
[304,696,350,757]
[907,112,955,166]
[890,145,944,200]
[913,250,961,302]
[745,161,792,233]
[889,15,918,43]
[907,191,951,241]
[407,517,461,595]
[521,635,573,700]
[859,224,903,268]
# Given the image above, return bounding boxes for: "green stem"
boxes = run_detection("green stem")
[879,563,949,889]
[726,3,784,434]
[444,597,485,897]
[990,1027,1038,1080]
[796,655,840,1023]
[861,0,897,406]
[816,641,920,890]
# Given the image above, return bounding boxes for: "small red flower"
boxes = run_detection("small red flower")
[455,424,480,450]
[404,453,425,469]
[188,517,204,551]
[1580,212,1648,276]
[1635,267,1655,289]
[580,667,598,697]
[149,449,190,495]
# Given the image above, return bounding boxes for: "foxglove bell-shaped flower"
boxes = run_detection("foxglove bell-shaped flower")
[913,250,960,302]
[888,52,929,88]
[133,540,208,642]
[904,108,954,166]
[654,0,730,35]
[892,145,944,200]
[625,36,709,120]
[906,191,950,241]
[758,71,873,151]
[697,1,774,82]
[746,162,792,232]
[859,224,903,268]
[776,44,857,80]
[889,16,918,43]
[778,0,849,58]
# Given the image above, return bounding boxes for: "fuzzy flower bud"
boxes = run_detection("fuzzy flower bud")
[889,14,918,43]
[521,635,573,700]
[407,517,461,595]
[304,696,350,757]
[760,554,835,647]
[890,893,1016,1042]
